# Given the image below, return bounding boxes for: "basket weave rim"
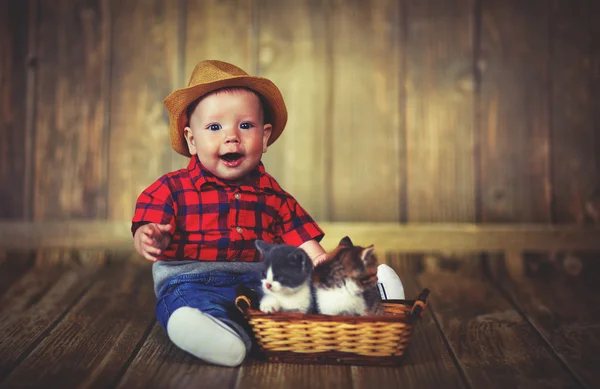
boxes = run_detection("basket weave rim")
[243,301,413,323]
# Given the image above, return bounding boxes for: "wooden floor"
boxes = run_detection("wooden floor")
[0,248,599,389]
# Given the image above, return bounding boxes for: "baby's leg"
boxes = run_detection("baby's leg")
[376,264,405,300]
[156,273,259,367]
[166,306,246,367]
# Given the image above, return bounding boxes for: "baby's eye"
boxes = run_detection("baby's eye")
[240,122,253,130]
[208,124,221,131]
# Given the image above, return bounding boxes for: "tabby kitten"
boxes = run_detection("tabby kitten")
[255,240,314,314]
[312,236,383,316]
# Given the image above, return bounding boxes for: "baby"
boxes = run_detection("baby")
[131,60,326,367]
[131,60,404,367]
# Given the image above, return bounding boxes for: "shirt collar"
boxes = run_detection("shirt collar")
[187,155,271,192]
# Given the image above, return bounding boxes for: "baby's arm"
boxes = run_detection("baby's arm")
[299,239,327,265]
[133,223,173,262]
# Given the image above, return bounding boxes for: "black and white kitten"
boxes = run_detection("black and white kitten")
[255,240,314,314]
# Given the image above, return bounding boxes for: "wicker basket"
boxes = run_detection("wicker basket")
[235,288,429,366]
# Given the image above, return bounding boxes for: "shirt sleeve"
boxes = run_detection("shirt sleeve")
[131,176,177,236]
[274,193,324,246]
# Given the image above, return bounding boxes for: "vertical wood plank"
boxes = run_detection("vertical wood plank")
[330,0,403,222]
[33,0,110,220]
[177,0,254,175]
[108,0,180,220]
[550,0,597,223]
[256,0,330,221]
[592,0,600,222]
[0,0,31,219]
[479,0,552,222]
[184,0,254,73]
[405,0,476,222]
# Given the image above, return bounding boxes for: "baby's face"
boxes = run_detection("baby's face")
[184,89,272,183]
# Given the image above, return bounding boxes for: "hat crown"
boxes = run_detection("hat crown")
[188,60,249,87]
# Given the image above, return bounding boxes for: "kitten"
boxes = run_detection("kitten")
[312,236,383,316]
[255,240,314,314]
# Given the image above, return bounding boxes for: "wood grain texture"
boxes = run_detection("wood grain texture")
[175,0,255,173]
[410,253,580,388]
[0,251,35,299]
[116,323,240,389]
[108,0,180,220]
[33,0,110,220]
[405,0,476,222]
[256,0,330,221]
[380,254,467,389]
[592,0,600,224]
[0,0,31,219]
[329,0,403,222]
[237,361,354,389]
[479,0,552,222]
[550,0,597,223]
[1,221,600,252]
[0,263,97,384]
[488,251,600,388]
[184,0,254,74]
[0,255,155,389]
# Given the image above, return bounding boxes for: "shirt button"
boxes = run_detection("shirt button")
[236,227,243,233]
[234,193,241,200]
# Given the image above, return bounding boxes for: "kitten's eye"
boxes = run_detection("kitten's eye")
[240,122,253,130]
[207,123,221,131]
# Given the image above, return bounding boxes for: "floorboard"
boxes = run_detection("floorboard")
[0,258,97,385]
[237,361,353,389]
[401,252,582,389]
[0,248,596,388]
[0,252,155,389]
[0,251,35,298]
[385,253,467,389]
[116,323,241,389]
[488,251,600,388]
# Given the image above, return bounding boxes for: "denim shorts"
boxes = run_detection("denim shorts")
[156,271,262,347]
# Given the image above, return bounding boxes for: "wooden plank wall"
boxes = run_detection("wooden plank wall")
[1,0,599,226]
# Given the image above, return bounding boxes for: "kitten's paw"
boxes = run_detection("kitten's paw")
[259,298,280,314]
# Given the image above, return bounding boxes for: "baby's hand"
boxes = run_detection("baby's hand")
[134,223,173,262]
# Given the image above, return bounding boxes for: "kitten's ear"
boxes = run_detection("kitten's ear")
[360,245,377,265]
[291,250,313,271]
[255,240,272,255]
[339,236,353,247]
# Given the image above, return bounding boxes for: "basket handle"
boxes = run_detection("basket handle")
[408,288,430,323]
[235,285,260,314]
[235,295,252,314]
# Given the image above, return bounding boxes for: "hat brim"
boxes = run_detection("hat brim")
[164,75,288,157]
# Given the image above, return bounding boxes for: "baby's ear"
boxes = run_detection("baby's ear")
[255,240,272,255]
[183,127,197,155]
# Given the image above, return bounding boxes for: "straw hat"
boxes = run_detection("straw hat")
[164,60,288,157]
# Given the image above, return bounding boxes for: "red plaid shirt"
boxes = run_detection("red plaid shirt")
[132,156,324,262]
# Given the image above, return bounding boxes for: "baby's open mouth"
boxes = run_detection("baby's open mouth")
[220,152,243,163]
